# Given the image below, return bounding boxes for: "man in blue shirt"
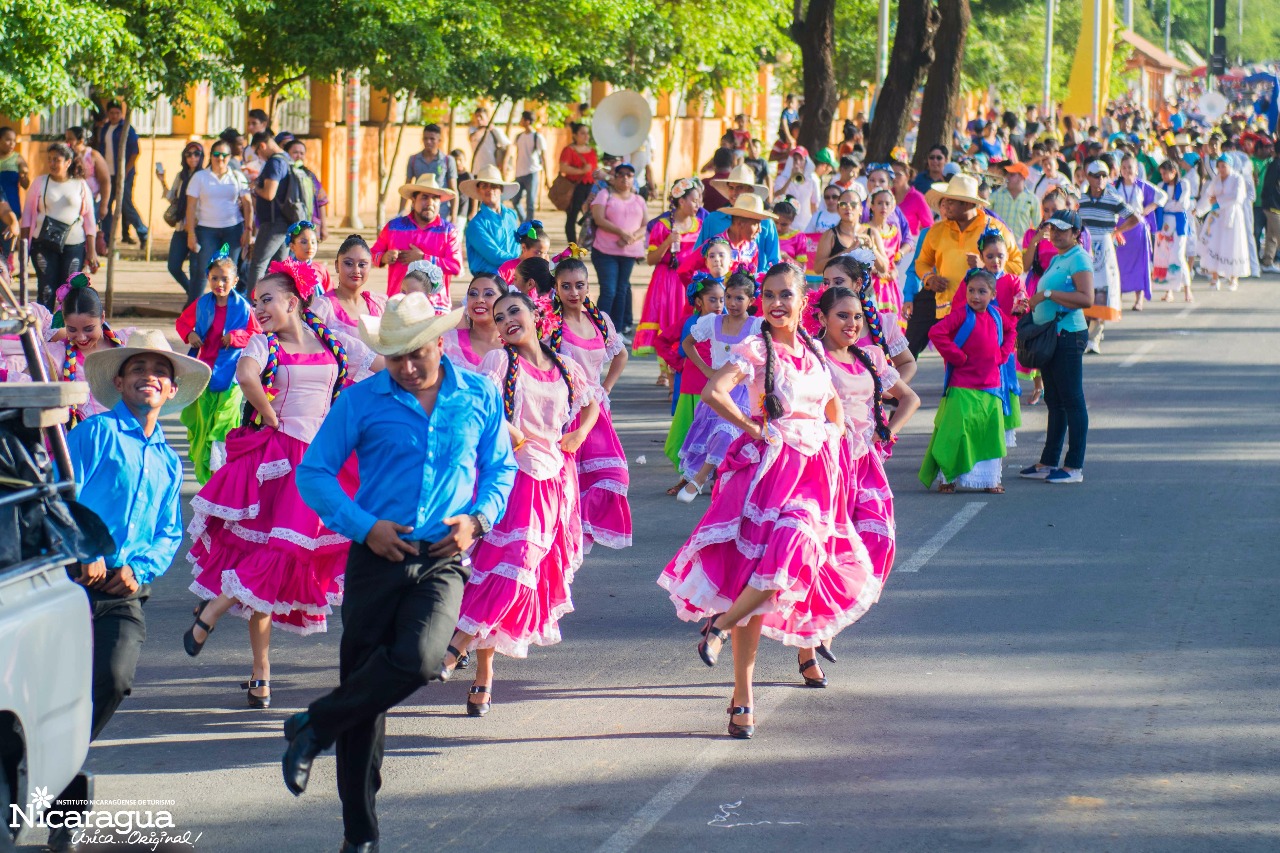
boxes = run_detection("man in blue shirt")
[48,331,209,850]
[697,163,779,271]
[460,164,519,275]
[285,293,516,853]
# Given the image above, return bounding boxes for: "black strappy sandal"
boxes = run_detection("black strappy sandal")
[727,705,754,739]
[816,642,837,663]
[799,657,828,688]
[699,616,731,667]
[241,679,271,709]
[466,684,491,717]
[456,651,471,670]
[439,644,465,682]
[184,600,214,657]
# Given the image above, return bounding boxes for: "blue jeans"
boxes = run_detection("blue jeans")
[591,249,636,332]
[190,223,245,302]
[167,231,194,300]
[512,173,538,222]
[1039,329,1088,470]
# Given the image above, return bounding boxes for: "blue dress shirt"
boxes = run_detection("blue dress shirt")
[464,204,519,275]
[66,402,184,585]
[296,358,518,545]
[696,210,779,272]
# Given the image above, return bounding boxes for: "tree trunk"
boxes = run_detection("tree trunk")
[914,0,971,173]
[865,0,942,162]
[103,103,131,317]
[379,99,412,222]
[790,0,839,156]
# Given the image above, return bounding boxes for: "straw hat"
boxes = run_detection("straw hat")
[397,173,457,202]
[925,174,989,209]
[711,164,769,199]
[84,329,211,417]
[458,165,520,201]
[358,293,464,356]
[719,193,778,221]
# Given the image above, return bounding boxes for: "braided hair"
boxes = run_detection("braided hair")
[823,254,889,357]
[758,262,820,421]
[494,292,575,423]
[59,283,123,382]
[549,259,608,353]
[818,285,890,442]
[245,270,349,426]
[514,257,553,296]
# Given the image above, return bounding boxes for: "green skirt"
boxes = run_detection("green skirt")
[1006,393,1022,432]
[918,387,1007,488]
[181,386,244,484]
[664,393,698,470]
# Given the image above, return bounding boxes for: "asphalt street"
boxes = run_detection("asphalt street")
[20,276,1279,852]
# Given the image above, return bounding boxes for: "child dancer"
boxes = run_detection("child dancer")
[676,271,761,501]
[175,246,260,482]
[920,269,1016,494]
[866,189,905,319]
[660,273,723,493]
[512,257,553,296]
[774,200,812,269]
[497,220,550,285]
[439,291,600,715]
[184,260,379,709]
[634,178,703,362]
[1153,159,1194,302]
[286,220,331,294]
[323,234,385,336]
[809,285,919,682]
[548,258,632,551]
[43,274,134,423]
[399,259,446,303]
[658,263,874,739]
[442,274,505,371]
[954,226,1028,446]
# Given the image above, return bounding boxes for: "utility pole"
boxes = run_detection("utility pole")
[1165,0,1172,54]
[1042,0,1055,122]
[1092,0,1103,125]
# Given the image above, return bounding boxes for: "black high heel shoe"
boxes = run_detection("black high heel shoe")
[798,657,828,688]
[184,600,214,657]
[439,644,465,682]
[698,616,731,667]
[727,705,754,739]
[456,651,471,670]
[816,642,837,663]
[466,684,491,717]
[242,679,271,709]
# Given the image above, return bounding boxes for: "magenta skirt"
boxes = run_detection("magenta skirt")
[456,467,582,658]
[575,405,632,551]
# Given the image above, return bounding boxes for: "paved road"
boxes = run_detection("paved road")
[21,277,1280,852]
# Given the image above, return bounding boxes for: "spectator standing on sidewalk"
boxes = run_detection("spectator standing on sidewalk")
[403,124,458,221]
[159,141,205,303]
[244,132,295,291]
[97,101,148,246]
[186,138,252,302]
[512,111,547,222]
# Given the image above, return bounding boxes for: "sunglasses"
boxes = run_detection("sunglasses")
[210,152,230,159]
[837,201,858,210]
[824,194,841,200]
[929,155,945,161]
[184,151,202,158]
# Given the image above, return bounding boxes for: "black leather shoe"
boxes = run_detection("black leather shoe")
[727,705,754,739]
[698,615,730,667]
[282,712,322,796]
[183,600,214,657]
[466,684,491,717]
[816,642,837,663]
[339,840,379,853]
[799,656,828,688]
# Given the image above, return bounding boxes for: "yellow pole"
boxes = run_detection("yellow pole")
[145,115,158,263]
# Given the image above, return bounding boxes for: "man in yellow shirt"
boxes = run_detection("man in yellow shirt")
[907,174,1023,356]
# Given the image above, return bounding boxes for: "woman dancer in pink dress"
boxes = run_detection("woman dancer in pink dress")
[323,235,386,336]
[548,258,632,551]
[808,285,918,679]
[441,274,505,371]
[658,263,876,739]
[634,178,704,363]
[44,275,134,423]
[183,260,378,709]
[438,291,600,716]
[866,189,905,319]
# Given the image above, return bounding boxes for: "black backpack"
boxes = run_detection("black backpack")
[269,153,309,224]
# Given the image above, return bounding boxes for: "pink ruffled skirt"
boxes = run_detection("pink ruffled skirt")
[574,405,632,551]
[455,467,582,658]
[633,264,685,357]
[188,426,350,635]
[657,432,879,647]
[837,440,896,585]
[678,384,748,482]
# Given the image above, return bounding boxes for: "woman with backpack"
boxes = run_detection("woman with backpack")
[160,141,205,303]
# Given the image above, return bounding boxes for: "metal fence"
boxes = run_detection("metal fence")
[207,86,247,135]
[276,91,311,136]
[130,95,173,136]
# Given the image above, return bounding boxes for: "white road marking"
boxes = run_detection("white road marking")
[594,694,787,853]
[1174,303,1197,320]
[1119,341,1157,368]
[896,502,987,574]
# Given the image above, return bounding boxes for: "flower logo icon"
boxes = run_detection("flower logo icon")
[29,787,53,810]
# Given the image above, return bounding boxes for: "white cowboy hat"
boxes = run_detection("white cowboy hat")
[397,173,457,202]
[711,164,769,199]
[358,293,464,356]
[925,174,989,209]
[458,165,520,201]
[84,329,211,417]
[718,192,778,221]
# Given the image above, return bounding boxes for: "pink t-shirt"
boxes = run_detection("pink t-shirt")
[590,191,648,258]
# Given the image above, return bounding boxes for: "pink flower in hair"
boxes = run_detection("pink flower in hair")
[533,292,561,340]
[267,258,323,300]
[802,286,824,337]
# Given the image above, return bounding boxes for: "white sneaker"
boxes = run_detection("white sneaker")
[1045,468,1084,484]
[1084,339,1101,354]
[676,481,704,503]
[1262,265,1280,274]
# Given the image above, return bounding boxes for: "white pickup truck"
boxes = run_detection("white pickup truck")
[0,376,94,850]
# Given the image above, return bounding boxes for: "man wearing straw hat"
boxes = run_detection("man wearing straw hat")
[371,174,464,304]
[696,163,781,271]
[46,331,210,851]
[286,292,516,853]
[460,164,521,276]
[909,173,1022,356]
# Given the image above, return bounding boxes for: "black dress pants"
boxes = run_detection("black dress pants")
[905,290,940,357]
[307,546,469,844]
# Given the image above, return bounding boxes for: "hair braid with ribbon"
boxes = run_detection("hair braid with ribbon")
[817,285,890,443]
[497,293,576,422]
